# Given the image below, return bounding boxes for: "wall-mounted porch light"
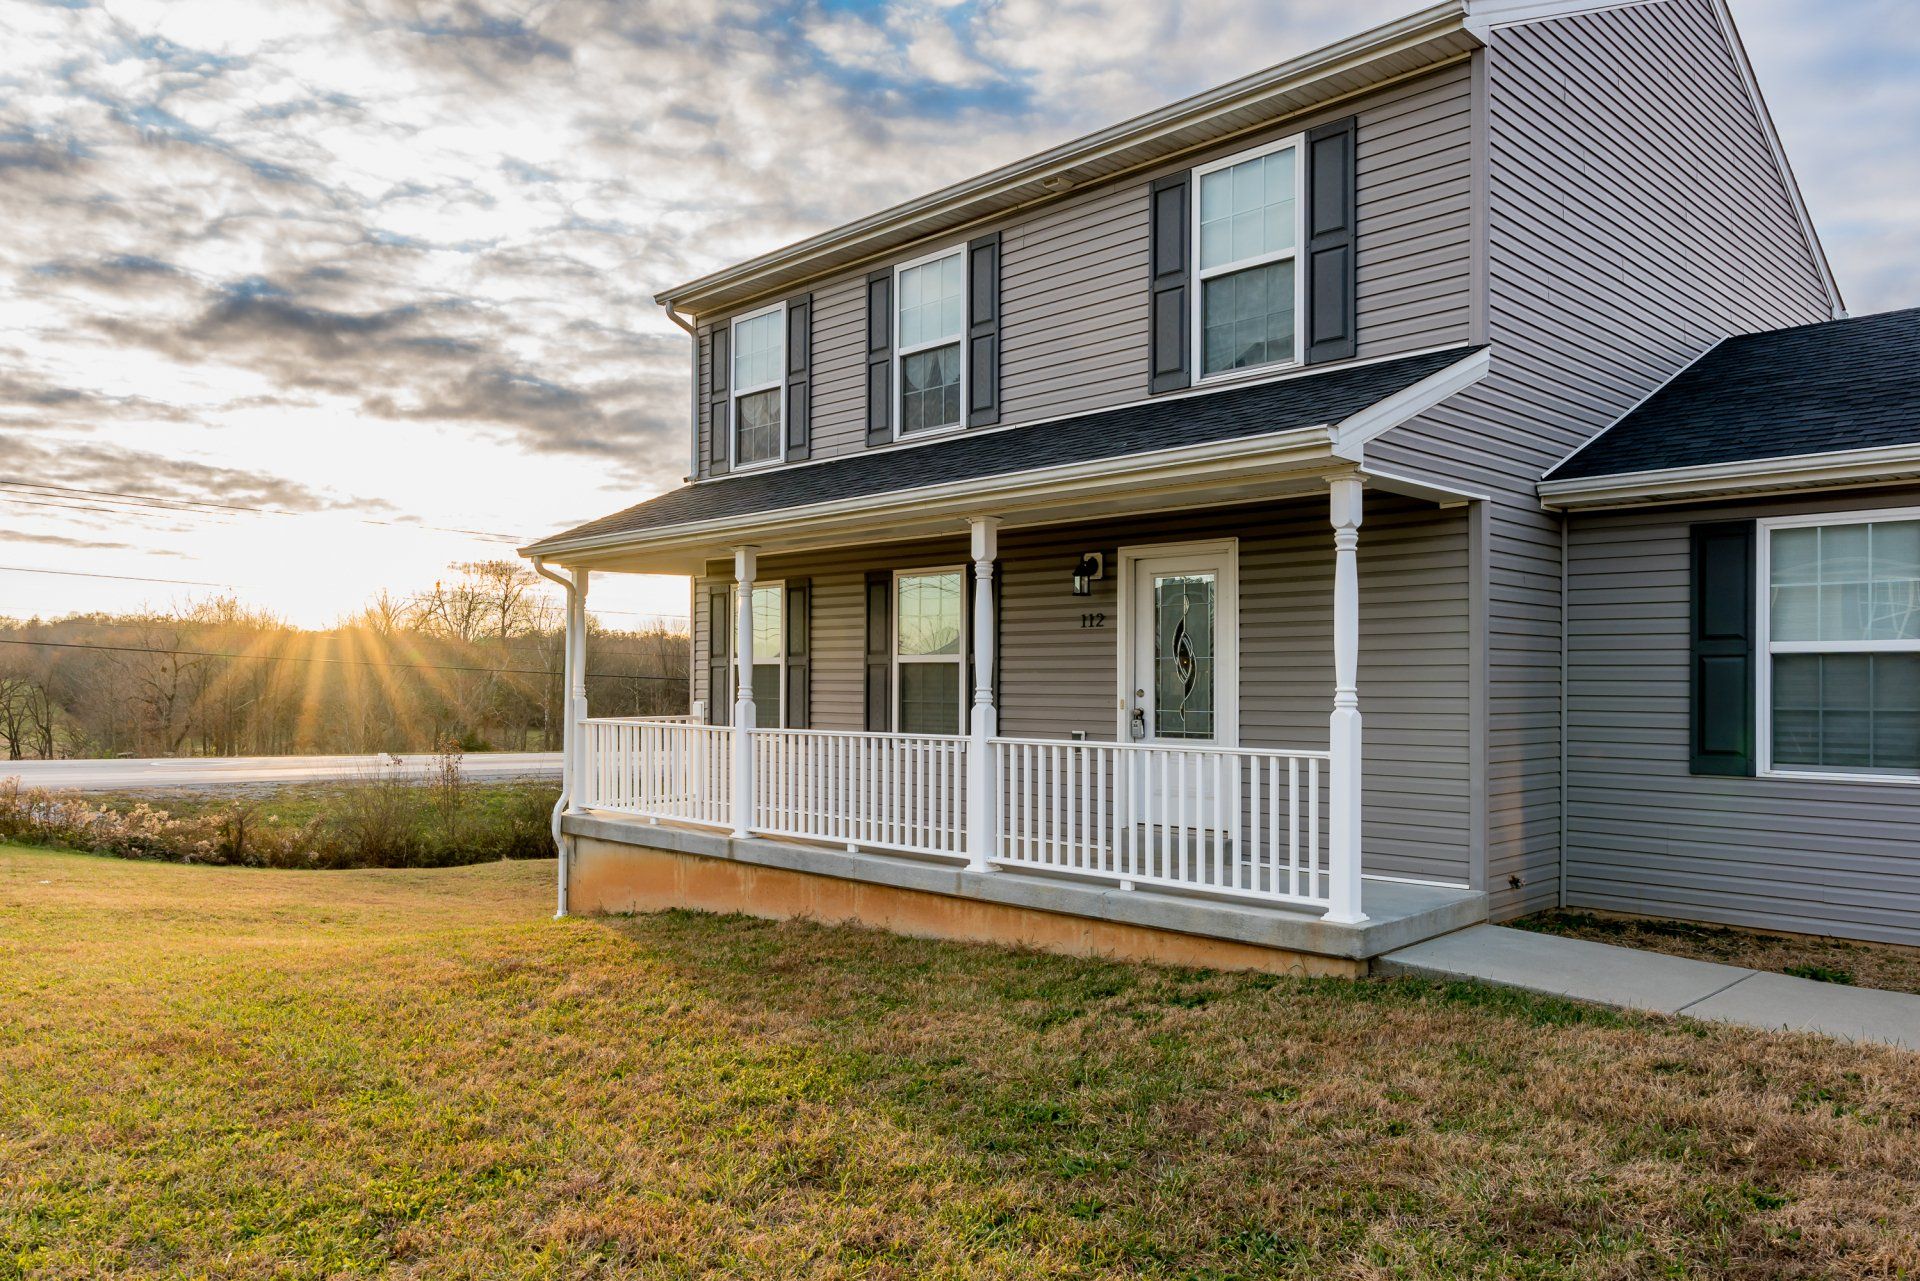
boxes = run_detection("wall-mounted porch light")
[1072,552,1105,597]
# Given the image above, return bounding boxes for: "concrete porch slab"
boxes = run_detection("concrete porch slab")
[562,811,1486,961]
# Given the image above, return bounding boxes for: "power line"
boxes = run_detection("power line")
[0,479,525,545]
[0,563,689,623]
[0,635,685,681]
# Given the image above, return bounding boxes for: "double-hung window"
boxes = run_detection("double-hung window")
[894,568,966,734]
[729,582,786,727]
[1192,137,1304,379]
[731,304,784,468]
[895,249,965,435]
[1761,509,1920,777]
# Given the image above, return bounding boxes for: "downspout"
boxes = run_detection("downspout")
[531,555,575,918]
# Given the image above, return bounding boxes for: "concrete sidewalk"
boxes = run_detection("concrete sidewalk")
[1379,925,1920,1050]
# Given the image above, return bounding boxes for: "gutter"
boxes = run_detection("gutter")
[530,555,575,918]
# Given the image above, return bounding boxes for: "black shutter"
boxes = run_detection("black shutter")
[966,233,1001,427]
[865,270,893,446]
[706,584,730,726]
[785,294,811,461]
[1304,116,1358,364]
[707,326,730,475]
[1690,520,1756,776]
[785,578,811,730]
[864,571,892,731]
[1148,172,1191,394]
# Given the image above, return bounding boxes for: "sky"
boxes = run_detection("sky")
[1,0,1916,630]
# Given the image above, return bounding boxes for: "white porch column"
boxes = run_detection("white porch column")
[1326,477,1368,924]
[731,546,758,839]
[965,517,1000,873]
[566,568,591,813]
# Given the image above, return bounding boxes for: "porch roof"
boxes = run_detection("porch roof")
[524,346,1480,562]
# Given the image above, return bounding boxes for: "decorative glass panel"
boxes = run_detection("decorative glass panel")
[898,252,963,349]
[1771,519,1920,642]
[1153,572,1216,740]
[734,388,781,465]
[901,343,962,433]
[898,664,960,735]
[1201,260,1295,375]
[1198,148,1296,270]
[1773,653,1920,771]
[751,585,782,658]
[732,310,783,389]
[896,572,962,656]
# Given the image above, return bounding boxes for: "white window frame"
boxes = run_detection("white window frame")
[892,244,968,440]
[891,565,969,735]
[1756,504,1920,784]
[1190,133,1307,385]
[729,579,787,728]
[729,300,786,472]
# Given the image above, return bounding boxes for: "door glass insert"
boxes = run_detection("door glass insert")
[1153,572,1216,739]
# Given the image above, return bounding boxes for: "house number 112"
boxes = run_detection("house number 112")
[1079,612,1106,629]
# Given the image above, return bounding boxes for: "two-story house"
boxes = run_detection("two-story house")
[522,0,1890,973]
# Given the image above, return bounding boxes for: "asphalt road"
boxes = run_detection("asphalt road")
[2,752,562,793]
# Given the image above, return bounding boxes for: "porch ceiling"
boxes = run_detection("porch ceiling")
[525,346,1485,575]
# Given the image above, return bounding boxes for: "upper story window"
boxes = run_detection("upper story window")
[895,248,965,436]
[731,304,784,468]
[1193,137,1303,379]
[1762,510,1920,778]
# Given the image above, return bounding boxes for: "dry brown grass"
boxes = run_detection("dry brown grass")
[1518,909,1920,996]
[3,843,1919,1279]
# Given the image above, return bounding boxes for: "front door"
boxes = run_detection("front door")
[1121,542,1238,751]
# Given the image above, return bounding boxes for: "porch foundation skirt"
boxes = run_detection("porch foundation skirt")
[560,812,1486,976]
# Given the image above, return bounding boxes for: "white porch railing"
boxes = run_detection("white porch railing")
[751,729,968,857]
[991,738,1332,908]
[577,718,731,827]
[577,720,1339,910]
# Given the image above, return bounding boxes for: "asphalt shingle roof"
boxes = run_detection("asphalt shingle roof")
[531,346,1473,549]
[1548,308,1920,481]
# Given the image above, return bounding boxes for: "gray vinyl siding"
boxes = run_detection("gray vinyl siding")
[1366,0,1831,918]
[692,495,1473,884]
[1567,489,1920,947]
[692,60,1475,476]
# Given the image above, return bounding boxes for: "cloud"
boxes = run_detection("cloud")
[0,433,367,513]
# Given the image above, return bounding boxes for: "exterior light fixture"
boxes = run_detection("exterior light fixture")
[1072,552,1104,596]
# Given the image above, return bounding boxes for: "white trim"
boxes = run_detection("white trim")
[1190,134,1307,383]
[1332,345,1490,457]
[1463,0,1662,35]
[1115,539,1242,750]
[891,565,969,735]
[1755,505,1920,784]
[1539,440,1920,511]
[692,341,1477,485]
[728,300,787,473]
[892,243,969,440]
[653,3,1472,312]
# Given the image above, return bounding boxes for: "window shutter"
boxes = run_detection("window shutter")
[1304,116,1358,365]
[1690,520,1756,776]
[1148,172,1191,394]
[707,326,730,476]
[706,584,730,726]
[864,571,892,731]
[785,294,811,461]
[865,270,893,446]
[966,233,1001,427]
[785,578,811,729]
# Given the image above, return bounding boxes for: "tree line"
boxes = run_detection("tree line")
[0,561,688,760]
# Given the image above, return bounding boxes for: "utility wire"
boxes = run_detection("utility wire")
[0,636,685,681]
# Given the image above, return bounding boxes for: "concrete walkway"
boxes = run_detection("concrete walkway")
[1380,925,1920,1050]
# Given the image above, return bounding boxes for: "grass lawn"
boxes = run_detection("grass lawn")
[3,845,1918,1279]
[1517,909,1920,997]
